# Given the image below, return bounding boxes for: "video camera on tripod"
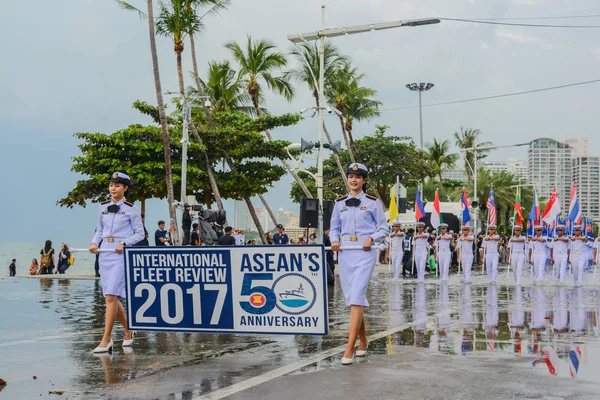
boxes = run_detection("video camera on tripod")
[189,204,227,245]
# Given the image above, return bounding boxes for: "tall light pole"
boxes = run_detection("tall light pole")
[406,82,434,193]
[288,8,440,244]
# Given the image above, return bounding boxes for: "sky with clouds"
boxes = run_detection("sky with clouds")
[1,0,599,244]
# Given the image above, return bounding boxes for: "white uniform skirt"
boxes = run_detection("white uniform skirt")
[99,240,126,299]
[338,242,378,307]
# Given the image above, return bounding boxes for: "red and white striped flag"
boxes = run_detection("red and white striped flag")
[487,186,496,226]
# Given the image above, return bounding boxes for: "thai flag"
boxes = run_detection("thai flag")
[461,187,471,226]
[415,189,426,221]
[487,186,496,226]
[568,346,582,378]
[541,346,559,376]
[569,185,583,225]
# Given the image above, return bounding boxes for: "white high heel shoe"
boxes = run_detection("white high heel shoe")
[122,331,136,347]
[93,339,114,353]
[341,356,354,365]
[356,340,368,357]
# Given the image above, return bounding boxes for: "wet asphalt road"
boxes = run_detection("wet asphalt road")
[2,264,600,399]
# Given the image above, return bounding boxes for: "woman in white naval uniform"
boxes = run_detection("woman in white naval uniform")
[550,225,569,283]
[330,163,388,365]
[507,225,526,284]
[569,225,587,285]
[412,222,429,281]
[435,223,452,281]
[529,226,548,282]
[482,225,500,283]
[89,172,144,353]
[388,220,404,279]
[457,226,474,281]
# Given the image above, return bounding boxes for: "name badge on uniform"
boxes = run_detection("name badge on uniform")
[341,206,348,213]
[102,209,109,215]
[360,205,367,210]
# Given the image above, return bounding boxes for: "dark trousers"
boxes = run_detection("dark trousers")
[402,251,414,276]
[182,230,191,246]
[9,269,15,277]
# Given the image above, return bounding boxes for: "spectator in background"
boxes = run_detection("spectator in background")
[298,236,307,244]
[309,232,317,244]
[191,223,202,246]
[29,258,38,275]
[182,204,192,245]
[40,240,55,275]
[134,214,150,246]
[235,229,245,246]
[218,226,236,245]
[56,243,71,274]
[155,220,173,246]
[8,259,16,277]
[273,224,289,244]
[266,232,274,244]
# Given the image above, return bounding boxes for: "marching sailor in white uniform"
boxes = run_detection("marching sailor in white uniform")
[482,225,500,283]
[89,172,144,353]
[507,225,526,284]
[330,163,388,365]
[529,226,548,282]
[457,225,474,281]
[412,222,429,281]
[388,220,404,279]
[435,223,452,281]
[569,225,587,285]
[550,225,569,283]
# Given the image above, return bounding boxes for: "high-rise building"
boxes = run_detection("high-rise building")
[527,138,572,208]
[572,157,600,220]
[234,200,253,231]
[441,168,468,182]
[482,159,527,181]
[565,137,589,158]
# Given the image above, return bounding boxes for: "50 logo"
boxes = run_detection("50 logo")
[240,273,317,316]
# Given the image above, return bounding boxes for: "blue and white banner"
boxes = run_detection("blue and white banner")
[124,245,328,335]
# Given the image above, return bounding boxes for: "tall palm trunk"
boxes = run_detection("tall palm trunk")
[257,193,278,229]
[147,0,179,245]
[337,115,355,163]
[345,119,359,159]
[176,47,185,95]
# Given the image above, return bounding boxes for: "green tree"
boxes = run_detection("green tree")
[427,138,458,183]
[193,61,254,114]
[453,127,492,181]
[290,125,436,206]
[118,0,181,243]
[327,62,382,159]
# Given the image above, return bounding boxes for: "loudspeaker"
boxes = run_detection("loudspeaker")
[300,199,334,230]
[398,198,407,214]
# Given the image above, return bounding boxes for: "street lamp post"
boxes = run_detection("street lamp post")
[406,82,434,193]
[287,7,440,244]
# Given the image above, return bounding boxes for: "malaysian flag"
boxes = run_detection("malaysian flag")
[487,186,496,226]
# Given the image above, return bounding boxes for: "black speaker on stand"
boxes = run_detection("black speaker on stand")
[300,199,334,230]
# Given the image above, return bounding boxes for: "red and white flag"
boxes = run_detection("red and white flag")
[431,189,441,229]
[541,187,561,224]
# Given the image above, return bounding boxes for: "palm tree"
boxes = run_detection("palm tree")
[226,36,308,227]
[427,138,458,183]
[118,0,180,243]
[286,41,350,185]
[327,62,382,159]
[453,127,492,181]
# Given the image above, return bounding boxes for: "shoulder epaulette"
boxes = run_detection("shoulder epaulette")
[100,200,111,205]
[336,195,348,202]
[124,200,134,207]
[365,194,378,201]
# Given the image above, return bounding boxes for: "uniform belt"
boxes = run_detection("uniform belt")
[438,248,451,252]
[342,235,370,242]
[103,237,127,243]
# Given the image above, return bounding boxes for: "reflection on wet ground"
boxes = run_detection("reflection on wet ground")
[2,268,600,399]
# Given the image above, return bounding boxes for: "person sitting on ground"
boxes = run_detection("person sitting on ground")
[29,258,38,275]
[40,240,55,275]
[56,243,71,274]
[217,226,236,245]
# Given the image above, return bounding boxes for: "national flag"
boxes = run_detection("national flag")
[548,219,556,238]
[568,184,583,225]
[431,189,442,229]
[526,217,533,237]
[530,189,541,224]
[415,189,426,221]
[389,188,399,224]
[514,187,523,227]
[586,217,594,239]
[565,218,572,235]
[487,186,496,226]
[541,346,560,376]
[568,346,582,378]
[461,187,471,226]
[541,187,561,224]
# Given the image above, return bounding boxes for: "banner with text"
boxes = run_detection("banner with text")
[125,245,328,335]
